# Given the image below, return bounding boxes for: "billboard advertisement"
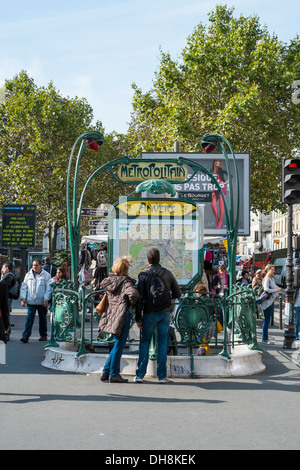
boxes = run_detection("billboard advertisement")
[142,153,250,236]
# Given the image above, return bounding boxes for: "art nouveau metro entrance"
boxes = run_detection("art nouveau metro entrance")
[42,132,265,377]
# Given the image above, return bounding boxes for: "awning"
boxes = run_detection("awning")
[81,234,108,245]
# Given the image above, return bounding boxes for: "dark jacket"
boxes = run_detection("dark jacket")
[1,271,16,299]
[135,264,182,321]
[212,272,229,295]
[0,282,9,330]
[98,274,139,337]
[42,263,57,278]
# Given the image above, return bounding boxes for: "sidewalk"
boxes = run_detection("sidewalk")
[1,299,300,450]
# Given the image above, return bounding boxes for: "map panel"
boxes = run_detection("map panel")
[114,218,199,285]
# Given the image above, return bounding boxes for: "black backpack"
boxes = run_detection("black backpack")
[143,269,172,311]
[9,277,20,300]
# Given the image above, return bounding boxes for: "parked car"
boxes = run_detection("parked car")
[273,257,287,287]
[273,255,300,288]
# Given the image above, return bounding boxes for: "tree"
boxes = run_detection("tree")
[0,71,132,255]
[127,5,300,213]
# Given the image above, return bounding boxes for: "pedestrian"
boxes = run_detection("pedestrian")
[294,287,300,341]
[0,282,9,344]
[134,248,182,384]
[1,262,18,340]
[252,269,264,318]
[42,257,57,278]
[61,262,69,279]
[211,264,229,296]
[252,269,263,290]
[237,270,250,286]
[51,266,68,284]
[260,264,281,345]
[211,264,229,328]
[99,256,139,383]
[20,259,52,343]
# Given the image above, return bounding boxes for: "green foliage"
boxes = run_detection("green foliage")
[51,249,71,268]
[0,72,132,255]
[127,5,300,214]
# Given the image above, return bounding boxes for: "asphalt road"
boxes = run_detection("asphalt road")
[0,301,300,451]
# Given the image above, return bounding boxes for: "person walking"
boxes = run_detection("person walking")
[0,282,9,344]
[294,286,300,341]
[20,259,52,343]
[260,264,281,345]
[134,248,182,384]
[1,262,18,341]
[99,256,139,383]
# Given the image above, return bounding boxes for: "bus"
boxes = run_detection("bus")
[252,251,272,276]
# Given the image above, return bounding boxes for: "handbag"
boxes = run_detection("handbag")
[256,291,272,304]
[96,292,108,315]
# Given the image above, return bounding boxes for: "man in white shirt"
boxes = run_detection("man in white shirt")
[20,259,52,343]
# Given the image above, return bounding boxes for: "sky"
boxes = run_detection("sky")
[0,0,299,135]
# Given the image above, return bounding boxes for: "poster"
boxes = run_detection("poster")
[142,153,250,236]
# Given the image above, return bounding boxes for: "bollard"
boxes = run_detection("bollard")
[279,294,283,330]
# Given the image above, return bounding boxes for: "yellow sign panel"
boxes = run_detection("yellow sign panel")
[116,200,196,217]
[117,161,188,182]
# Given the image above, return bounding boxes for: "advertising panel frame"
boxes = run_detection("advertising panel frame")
[142,152,250,236]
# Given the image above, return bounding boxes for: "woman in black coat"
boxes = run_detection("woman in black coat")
[0,282,10,343]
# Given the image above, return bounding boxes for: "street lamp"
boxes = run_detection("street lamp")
[200,133,240,290]
[66,131,104,285]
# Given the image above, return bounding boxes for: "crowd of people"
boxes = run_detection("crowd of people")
[236,264,283,344]
[1,249,300,383]
[0,257,70,344]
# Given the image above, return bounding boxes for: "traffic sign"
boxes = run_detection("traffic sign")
[81,208,109,216]
[88,219,108,226]
[89,229,108,235]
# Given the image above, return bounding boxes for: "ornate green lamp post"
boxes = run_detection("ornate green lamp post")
[200,133,240,291]
[66,131,104,286]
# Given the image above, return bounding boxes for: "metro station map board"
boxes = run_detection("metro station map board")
[1,205,36,248]
[109,199,203,287]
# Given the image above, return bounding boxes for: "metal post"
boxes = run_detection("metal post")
[174,141,180,152]
[283,204,295,348]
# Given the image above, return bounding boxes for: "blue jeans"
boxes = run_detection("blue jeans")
[294,307,300,340]
[22,304,48,339]
[103,309,131,377]
[262,304,274,341]
[136,311,170,380]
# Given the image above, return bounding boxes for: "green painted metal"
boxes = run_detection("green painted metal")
[135,179,177,196]
[46,132,260,372]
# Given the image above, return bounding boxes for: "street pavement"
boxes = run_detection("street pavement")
[0,298,300,451]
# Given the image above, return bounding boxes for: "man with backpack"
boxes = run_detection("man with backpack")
[134,248,181,384]
[42,257,57,278]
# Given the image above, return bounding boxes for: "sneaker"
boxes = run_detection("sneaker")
[133,376,143,383]
[20,337,29,343]
[158,378,170,384]
[262,340,275,345]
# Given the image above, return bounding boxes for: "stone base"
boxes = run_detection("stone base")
[0,341,6,365]
[42,344,265,378]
